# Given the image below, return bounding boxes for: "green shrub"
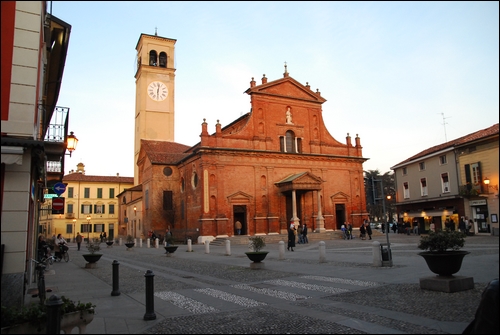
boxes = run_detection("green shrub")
[418,229,466,253]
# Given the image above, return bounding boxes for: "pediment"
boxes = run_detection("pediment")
[227,191,253,203]
[275,172,323,192]
[245,77,326,103]
[331,192,349,200]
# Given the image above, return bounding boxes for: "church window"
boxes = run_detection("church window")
[163,191,173,210]
[149,50,158,66]
[280,130,301,153]
[159,52,167,67]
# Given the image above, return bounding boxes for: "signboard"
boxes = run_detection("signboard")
[52,197,65,214]
[44,194,59,199]
[53,182,67,196]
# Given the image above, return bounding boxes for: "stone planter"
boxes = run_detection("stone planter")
[82,254,102,269]
[125,242,135,249]
[418,251,470,276]
[105,241,114,247]
[1,309,94,334]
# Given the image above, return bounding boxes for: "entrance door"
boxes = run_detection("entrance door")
[335,204,346,229]
[233,206,246,235]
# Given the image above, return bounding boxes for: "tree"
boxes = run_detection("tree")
[364,170,395,222]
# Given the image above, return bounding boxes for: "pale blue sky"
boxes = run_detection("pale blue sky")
[53,1,499,177]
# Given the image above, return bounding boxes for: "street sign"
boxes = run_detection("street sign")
[44,194,58,199]
[53,182,66,196]
[52,197,65,214]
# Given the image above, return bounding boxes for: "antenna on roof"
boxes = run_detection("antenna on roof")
[439,113,451,142]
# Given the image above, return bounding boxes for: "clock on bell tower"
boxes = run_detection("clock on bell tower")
[134,33,176,184]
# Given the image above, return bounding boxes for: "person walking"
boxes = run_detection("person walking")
[235,220,242,235]
[297,224,303,244]
[365,222,372,240]
[75,232,83,251]
[302,223,308,244]
[359,223,366,240]
[347,222,353,240]
[288,223,296,251]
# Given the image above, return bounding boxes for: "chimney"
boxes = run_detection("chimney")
[262,74,267,84]
[250,77,256,88]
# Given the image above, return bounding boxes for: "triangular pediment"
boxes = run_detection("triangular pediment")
[245,77,326,103]
[227,191,253,203]
[275,172,323,192]
[331,192,349,200]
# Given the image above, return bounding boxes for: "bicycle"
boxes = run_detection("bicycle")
[54,243,70,262]
[30,258,47,305]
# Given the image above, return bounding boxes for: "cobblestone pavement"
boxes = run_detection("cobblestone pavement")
[49,233,498,334]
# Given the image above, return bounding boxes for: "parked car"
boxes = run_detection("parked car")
[370,223,382,229]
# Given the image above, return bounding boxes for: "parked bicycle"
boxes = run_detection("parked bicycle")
[54,242,70,262]
[30,258,47,305]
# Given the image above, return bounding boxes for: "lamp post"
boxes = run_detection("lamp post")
[66,131,78,157]
[86,215,91,243]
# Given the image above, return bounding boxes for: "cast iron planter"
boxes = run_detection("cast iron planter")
[418,250,470,276]
[125,242,135,249]
[245,251,269,263]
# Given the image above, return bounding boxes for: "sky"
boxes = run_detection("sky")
[52,1,499,177]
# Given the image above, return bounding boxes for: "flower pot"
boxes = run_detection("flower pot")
[82,254,102,263]
[105,241,114,247]
[245,251,269,263]
[164,246,178,254]
[125,242,135,249]
[418,250,470,276]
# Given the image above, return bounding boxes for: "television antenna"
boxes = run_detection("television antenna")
[438,113,451,142]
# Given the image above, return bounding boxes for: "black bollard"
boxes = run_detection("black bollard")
[45,294,63,334]
[143,270,156,320]
[111,260,120,296]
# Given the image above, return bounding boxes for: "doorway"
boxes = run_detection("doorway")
[285,192,302,226]
[233,205,247,235]
[335,204,346,229]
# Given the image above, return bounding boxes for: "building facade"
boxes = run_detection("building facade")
[1,1,72,307]
[129,33,369,243]
[39,163,134,242]
[391,123,499,235]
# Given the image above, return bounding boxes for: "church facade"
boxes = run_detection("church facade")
[126,33,369,243]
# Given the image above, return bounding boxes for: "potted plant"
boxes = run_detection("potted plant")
[417,228,469,276]
[1,296,95,334]
[105,235,114,247]
[125,235,135,249]
[245,236,269,263]
[163,233,178,255]
[82,238,102,267]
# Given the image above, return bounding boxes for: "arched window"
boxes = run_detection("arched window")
[285,130,296,153]
[159,52,167,67]
[149,50,157,66]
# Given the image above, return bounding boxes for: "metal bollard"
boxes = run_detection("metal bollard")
[319,241,326,263]
[111,260,121,296]
[46,294,63,334]
[143,270,156,320]
[225,239,231,256]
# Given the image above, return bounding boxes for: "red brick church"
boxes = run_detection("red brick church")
[133,67,368,243]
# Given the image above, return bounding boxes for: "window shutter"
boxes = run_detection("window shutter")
[464,164,471,189]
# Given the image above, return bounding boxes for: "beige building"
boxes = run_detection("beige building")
[391,123,499,235]
[39,163,134,242]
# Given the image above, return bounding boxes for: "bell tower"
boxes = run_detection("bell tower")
[134,33,176,184]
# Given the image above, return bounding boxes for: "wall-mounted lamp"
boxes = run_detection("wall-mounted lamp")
[483,177,498,192]
[134,206,137,215]
[66,131,78,157]
[484,177,490,186]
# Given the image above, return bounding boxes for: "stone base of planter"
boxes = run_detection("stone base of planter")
[85,262,97,269]
[419,275,474,293]
[250,262,265,270]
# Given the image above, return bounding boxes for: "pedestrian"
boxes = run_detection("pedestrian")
[165,228,172,245]
[468,219,474,235]
[347,222,353,240]
[341,223,348,240]
[288,223,296,251]
[430,222,435,232]
[413,221,419,235]
[302,223,308,244]
[37,235,50,260]
[459,217,467,234]
[99,232,103,242]
[365,222,372,240]
[76,232,83,251]
[297,224,303,244]
[235,220,242,235]
[462,279,499,334]
[359,223,366,240]
[392,222,398,234]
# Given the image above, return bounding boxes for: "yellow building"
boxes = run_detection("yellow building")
[39,163,134,242]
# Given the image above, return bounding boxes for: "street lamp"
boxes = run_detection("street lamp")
[66,131,78,157]
[86,215,91,242]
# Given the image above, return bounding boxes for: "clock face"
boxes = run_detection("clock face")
[147,81,168,101]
